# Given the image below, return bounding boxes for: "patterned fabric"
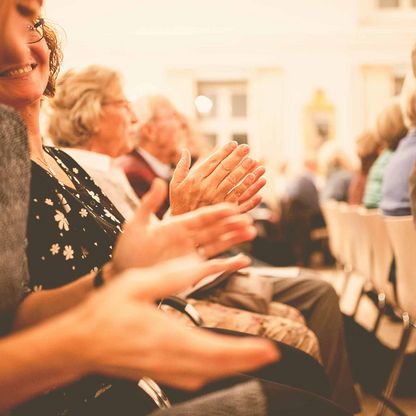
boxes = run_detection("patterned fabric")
[268,301,305,323]
[117,148,170,219]
[0,105,31,334]
[18,146,126,415]
[186,299,321,363]
[27,146,124,290]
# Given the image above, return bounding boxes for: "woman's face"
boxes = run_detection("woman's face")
[93,90,138,158]
[0,0,42,75]
[0,32,50,108]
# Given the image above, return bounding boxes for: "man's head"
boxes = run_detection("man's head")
[134,94,185,165]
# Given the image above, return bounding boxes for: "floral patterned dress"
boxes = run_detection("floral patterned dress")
[27,146,124,290]
[17,146,126,416]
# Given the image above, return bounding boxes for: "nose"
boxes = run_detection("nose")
[128,104,138,124]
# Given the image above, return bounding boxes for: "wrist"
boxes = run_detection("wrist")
[40,309,93,379]
[99,262,116,284]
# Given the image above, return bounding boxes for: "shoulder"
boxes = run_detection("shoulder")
[0,105,28,155]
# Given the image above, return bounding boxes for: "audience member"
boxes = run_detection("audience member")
[117,95,183,217]
[381,72,416,216]
[363,98,407,209]
[318,141,353,202]
[347,130,380,205]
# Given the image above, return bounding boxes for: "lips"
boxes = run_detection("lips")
[0,63,37,78]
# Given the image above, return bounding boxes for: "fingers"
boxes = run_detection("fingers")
[192,214,255,256]
[238,194,263,213]
[132,178,168,223]
[198,254,251,275]
[170,202,240,230]
[192,141,238,180]
[170,149,191,186]
[215,157,256,198]
[199,144,250,186]
[111,256,201,302]
[202,227,257,257]
[156,328,280,389]
[237,166,266,204]
[223,173,256,203]
[118,311,279,391]
[115,254,250,302]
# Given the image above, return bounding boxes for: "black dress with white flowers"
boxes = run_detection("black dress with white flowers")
[27,146,125,290]
[16,147,127,416]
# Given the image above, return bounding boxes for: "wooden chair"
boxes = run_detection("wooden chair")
[358,209,395,332]
[376,216,416,415]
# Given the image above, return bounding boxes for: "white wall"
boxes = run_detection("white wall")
[43,0,416,173]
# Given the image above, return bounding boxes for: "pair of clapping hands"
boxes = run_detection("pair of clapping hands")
[79,142,276,390]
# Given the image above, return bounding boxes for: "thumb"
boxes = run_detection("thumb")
[132,178,167,223]
[118,255,204,301]
[171,149,191,186]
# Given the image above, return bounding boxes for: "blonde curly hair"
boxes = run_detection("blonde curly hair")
[47,65,123,147]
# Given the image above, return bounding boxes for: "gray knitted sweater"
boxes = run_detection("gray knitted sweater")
[0,105,30,334]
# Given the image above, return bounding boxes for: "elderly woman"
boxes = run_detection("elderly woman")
[46,64,320,361]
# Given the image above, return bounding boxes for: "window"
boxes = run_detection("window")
[196,82,249,149]
[378,0,399,7]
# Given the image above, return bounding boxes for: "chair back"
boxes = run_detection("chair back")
[361,210,395,303]
[384,216,416,317]
[321,200,342,262]
[336,203,356,269]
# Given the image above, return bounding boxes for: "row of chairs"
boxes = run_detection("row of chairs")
[321,201,416,416]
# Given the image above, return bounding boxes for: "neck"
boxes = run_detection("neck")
[15,100,43,160]
[139,143,170,165]
[82,137,124,158]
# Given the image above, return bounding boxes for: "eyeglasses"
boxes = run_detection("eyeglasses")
[26,18,45,44]
[102,99,132,109]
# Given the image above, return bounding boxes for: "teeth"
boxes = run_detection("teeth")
[3,64,34,77]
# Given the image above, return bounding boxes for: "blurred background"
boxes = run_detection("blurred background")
[42,0,416,203]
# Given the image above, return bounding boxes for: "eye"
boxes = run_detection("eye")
[16,3,38,18]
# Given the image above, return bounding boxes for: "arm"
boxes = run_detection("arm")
[12,265,111,330]
[0,308,87,411]
[0,263,279,413]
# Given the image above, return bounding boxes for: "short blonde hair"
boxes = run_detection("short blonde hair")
[400,70,416,129]
[376,97,407,150]
[47,65,123,147]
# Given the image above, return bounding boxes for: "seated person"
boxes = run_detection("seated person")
[363,97,407,209]
[381,71,416,216]
[46,68,359,412]
[347,130,380,205]
[318,141,353,202]
[117,95,183,218]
